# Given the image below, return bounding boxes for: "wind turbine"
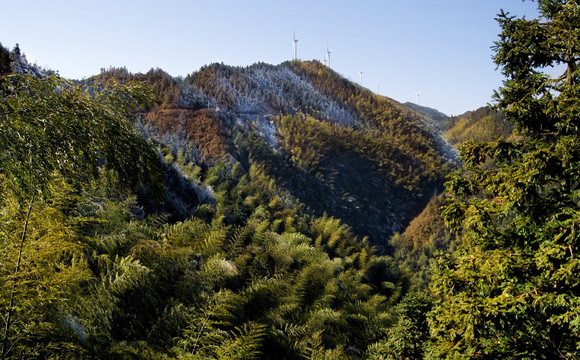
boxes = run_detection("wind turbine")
[359,71,363,86]
[415,91,421,105]
[326,46,331,67]
[292,32,299,60]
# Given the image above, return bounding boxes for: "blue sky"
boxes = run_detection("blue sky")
[1,0,539,115]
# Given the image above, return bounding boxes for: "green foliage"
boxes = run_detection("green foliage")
[429,1,580,358]
[367,292,433,360]
[0,73,165,359]
[393,194,456,291]
[0,74,164,201]
[445,106,513,146]
[0,191,93,359]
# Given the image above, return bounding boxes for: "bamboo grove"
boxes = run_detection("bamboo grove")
[1,1,579,358]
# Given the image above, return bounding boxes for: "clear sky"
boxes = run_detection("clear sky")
[1,0,540,116]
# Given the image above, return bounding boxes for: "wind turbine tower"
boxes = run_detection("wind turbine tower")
[415,92,420,105]
[292,32,299,60]
[326,46,331,68]
[359,72,363,86]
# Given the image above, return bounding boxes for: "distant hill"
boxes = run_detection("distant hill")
[90,61,457,250]
[403,102,453,133]
[444,105,513,146]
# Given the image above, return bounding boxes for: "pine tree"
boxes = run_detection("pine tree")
[429,1,580,358]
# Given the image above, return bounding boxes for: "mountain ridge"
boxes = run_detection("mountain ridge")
[1,43,460,247]
[87,60,458,249]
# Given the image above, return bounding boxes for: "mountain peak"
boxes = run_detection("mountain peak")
[90,60,457,246]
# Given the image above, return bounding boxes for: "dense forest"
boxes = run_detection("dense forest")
[1,0,579,358]
[89,56,457,250]
[444,106,513,147]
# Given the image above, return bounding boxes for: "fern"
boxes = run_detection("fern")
[104,255,151,295]
[200,229,227,258]
[226,225,253,255]
[300,330,350,360]
[163,218,210,248]
[210,322,266,360]
[145,301,191,346]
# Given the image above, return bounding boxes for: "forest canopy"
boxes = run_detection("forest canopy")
[429,0,580,358]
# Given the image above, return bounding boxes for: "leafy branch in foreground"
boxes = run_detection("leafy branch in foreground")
[0,74,163,359]
[429,1,580,358]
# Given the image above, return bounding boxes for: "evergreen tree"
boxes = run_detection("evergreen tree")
[429,1,580,358]
[0,43,11,75]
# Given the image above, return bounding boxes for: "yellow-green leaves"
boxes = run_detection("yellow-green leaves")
[0,74,163,202]
[430,1,580,357]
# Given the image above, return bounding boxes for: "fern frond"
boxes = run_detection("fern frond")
[210,322,266,360]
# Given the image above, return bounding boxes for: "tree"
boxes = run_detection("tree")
[0,74,163,359]
[367,292,433,360]
[0,43,10,75]
[428,1,580,358]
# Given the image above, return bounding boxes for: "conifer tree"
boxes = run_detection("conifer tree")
[429,1,580,358]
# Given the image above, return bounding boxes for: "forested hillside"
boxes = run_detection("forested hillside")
[1,1,578,357]
[89,59,456,250]
[0,46,413,359]
[444,105,513,146]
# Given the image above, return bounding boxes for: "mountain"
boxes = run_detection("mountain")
[3,42,457,248]
[0,42,529,359]
[444,105,513,146]
[403,102,453,133]
[2,44,449,359]
[90,61,457,251]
